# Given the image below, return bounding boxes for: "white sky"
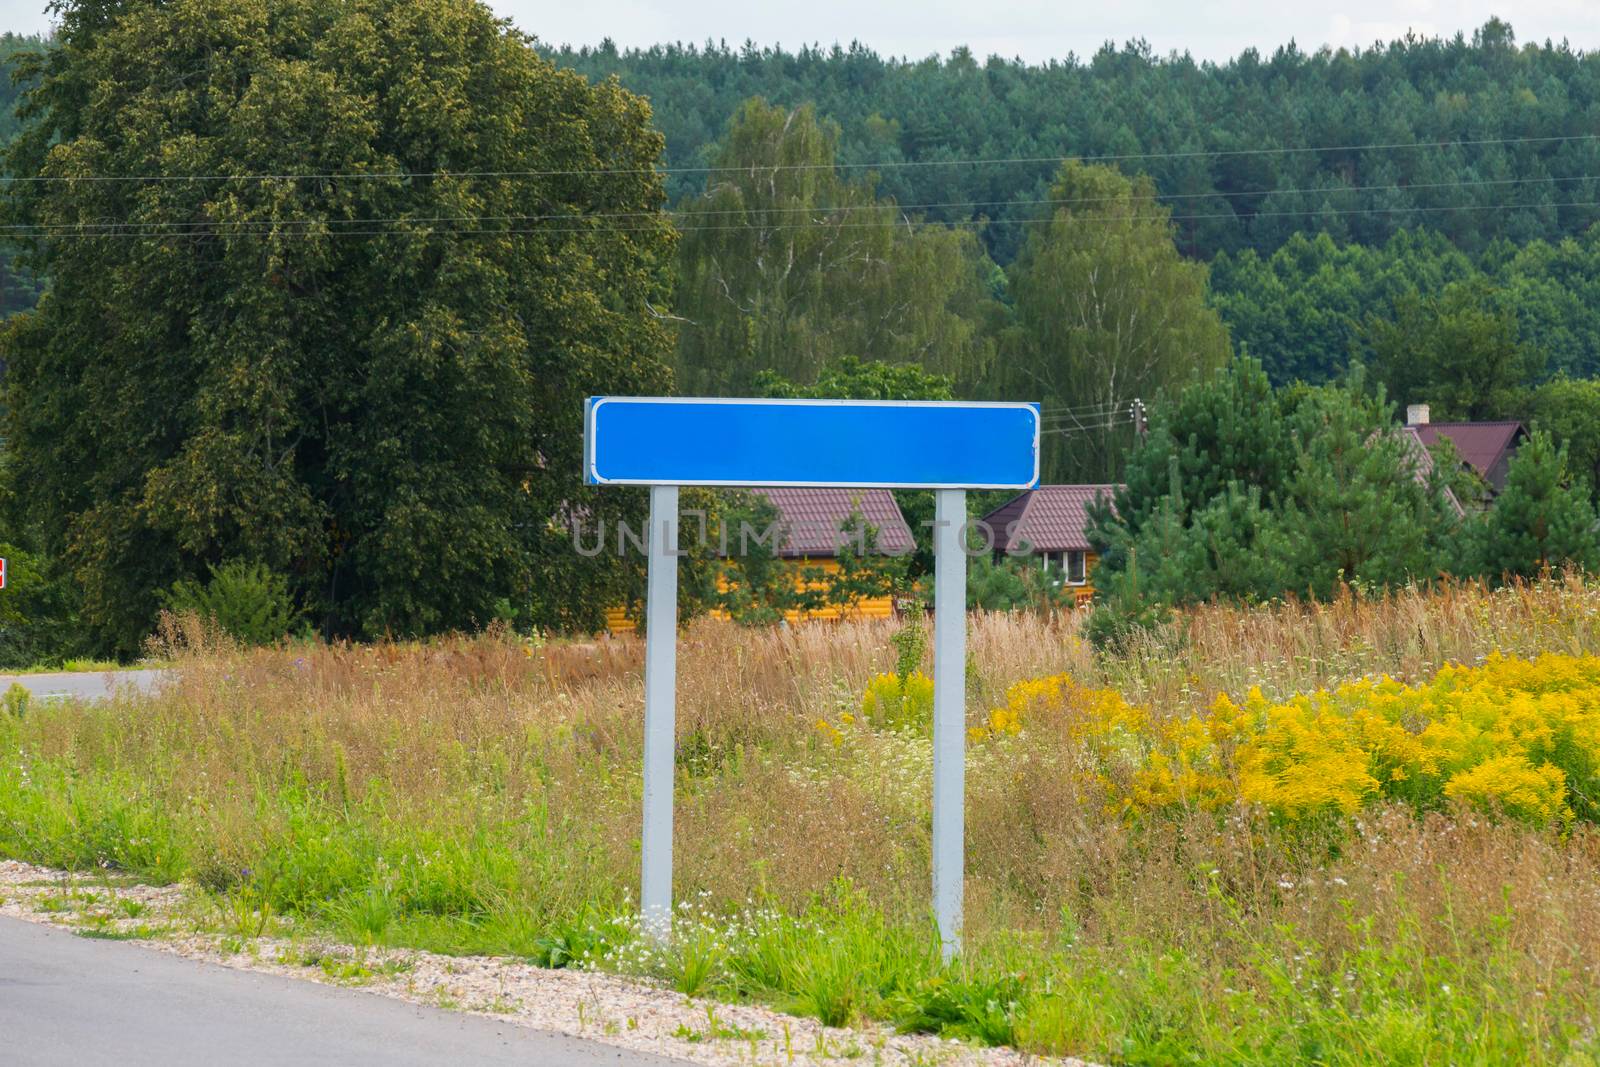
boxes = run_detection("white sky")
[3,1,1598,64]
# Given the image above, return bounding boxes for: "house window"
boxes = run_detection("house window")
[1065,550,1088,585]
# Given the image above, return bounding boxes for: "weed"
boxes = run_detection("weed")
[214,888,273,940]
[894,971,1024,1046]
[318,956,374,983]
[665,919,729,997]
[673,1005,768,1043]
[331,887,393,945]
[75,923,162,941]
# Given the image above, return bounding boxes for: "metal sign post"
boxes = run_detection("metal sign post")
[639,484,678,942]
[584,397,1038,957]
[930,488,967,961]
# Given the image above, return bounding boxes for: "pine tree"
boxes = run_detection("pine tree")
[1092,357,1291,548]
[1473,430,1600,580]
[1274,377,1453,597]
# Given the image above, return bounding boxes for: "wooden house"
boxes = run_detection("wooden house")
[604,487,914,633]
[979,485,1119,607]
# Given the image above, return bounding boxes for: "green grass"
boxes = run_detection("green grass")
[4,746,1596,1065]
[673,1005,768,1043]
[0,753,1592,1063]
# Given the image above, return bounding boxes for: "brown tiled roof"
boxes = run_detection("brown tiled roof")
[750,487,915,558]
[980,485,1120,554]
[1399,428,1465,517]
[1412,421,1526,479]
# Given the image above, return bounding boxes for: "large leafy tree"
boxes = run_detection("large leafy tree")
[0,34,45,322]
[1365,278,1543,421]
[672,99,1000,396]
[1,0,676,652]
[559,19,1600,263]
[999,161,1232,483]
[1529,376,1600,506]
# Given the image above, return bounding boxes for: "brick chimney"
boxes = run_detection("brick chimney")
[1406,403,1430,427]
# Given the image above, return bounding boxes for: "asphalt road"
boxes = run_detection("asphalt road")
[0,668,167,702]
[0,917,689,1066]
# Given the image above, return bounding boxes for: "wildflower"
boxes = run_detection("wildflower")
[991,651,1600,830]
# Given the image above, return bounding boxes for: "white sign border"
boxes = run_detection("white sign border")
[585,396,1042,490]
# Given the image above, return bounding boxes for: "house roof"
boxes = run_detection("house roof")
[1399,427,1465,518]
[979,485,1120,554]
[752,487,915,558]
[1412,421,1526,479]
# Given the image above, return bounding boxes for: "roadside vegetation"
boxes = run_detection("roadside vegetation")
[5,581,1600,1063]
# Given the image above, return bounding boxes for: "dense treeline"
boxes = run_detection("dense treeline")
[1213,227,1600,383]
[553,19,1600,263]
[4,5,1600,660]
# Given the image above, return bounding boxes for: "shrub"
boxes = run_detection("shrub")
[0,543,89,668]
[163,561,300,647]
[2,683,28,719]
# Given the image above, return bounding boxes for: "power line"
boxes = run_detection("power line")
[1041,416,1135,436]
[8,170,1593,235]
[1041,425,1132,438]
[1040,415,1127,427]
[1041,411,1134,427]
[1039,400,1131,417]
[9,168,1574,231]
[670,171,1600,221]
[12,192,1600,240]
[3,132,1598,185]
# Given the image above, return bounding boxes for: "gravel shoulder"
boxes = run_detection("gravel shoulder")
[0,860,1079,1067]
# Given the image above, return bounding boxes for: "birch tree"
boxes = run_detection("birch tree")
[999,161,1231,482]
[672,99,1000,395]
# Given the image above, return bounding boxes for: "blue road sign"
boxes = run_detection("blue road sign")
[584,397,1040,489]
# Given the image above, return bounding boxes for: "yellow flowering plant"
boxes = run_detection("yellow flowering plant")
[859,670,934,733]
[969,653,1600,829]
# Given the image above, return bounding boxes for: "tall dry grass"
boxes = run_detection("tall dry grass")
[7,577,1600,1060]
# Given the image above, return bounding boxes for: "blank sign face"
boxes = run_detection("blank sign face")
[584,397,1041,489]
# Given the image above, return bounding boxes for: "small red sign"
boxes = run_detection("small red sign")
[0,557,6,589]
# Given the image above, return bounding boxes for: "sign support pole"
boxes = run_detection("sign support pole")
[931,487,967,961]
[588,398,1039,957]
[641,483,679,943]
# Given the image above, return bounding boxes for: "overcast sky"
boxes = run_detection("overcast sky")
[3,1,1598,64]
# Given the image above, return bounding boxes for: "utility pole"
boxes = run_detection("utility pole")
[1130,398,1148,439]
